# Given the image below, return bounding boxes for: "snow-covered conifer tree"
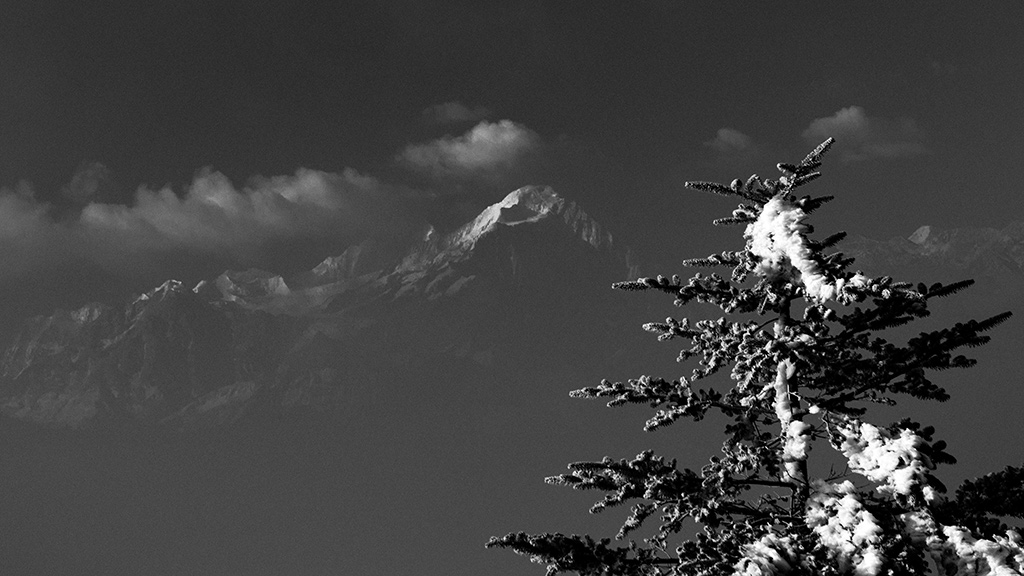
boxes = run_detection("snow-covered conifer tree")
[488,138,1023,576]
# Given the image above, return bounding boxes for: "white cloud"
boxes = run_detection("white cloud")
[0,118,544,291]
[0,186,77,277]
[81,169,355,257]
[422,101,491,125]
[802,106,928,162]
[0,167,414,287]
[704,128,755,154]
[398,120,541,178]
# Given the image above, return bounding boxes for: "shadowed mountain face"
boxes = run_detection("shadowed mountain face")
[1,194,1022,576]
[0,186,668,576]
[0,186,641,431]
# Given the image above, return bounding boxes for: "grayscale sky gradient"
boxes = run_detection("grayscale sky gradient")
[1,1,1022,321]
[1,4,1023,576]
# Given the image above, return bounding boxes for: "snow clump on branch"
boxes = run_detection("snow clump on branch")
[745,197,866,303]
[939,526,1024,576]
[734,533,801,576]
[834,418,938,502]
[805,480,885,576]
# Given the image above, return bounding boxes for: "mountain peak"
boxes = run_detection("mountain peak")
[495,185,562,224]
[214,269,291,303]
[908,225,932,245]
[454,185,562,248]
[394,185,618,274]
[131,279,185,307]
[0,184,645,429]
[842,220,1024,291]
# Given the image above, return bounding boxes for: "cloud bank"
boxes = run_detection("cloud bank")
[802,106,927,161]
[0,113,548,296]
[704,128,756,154]
[0,168,413,288]
[398,120,541,179]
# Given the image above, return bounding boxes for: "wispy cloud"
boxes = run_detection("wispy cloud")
[802,106,928,162]
[62,161,117,205]
[2,116,547,294]
[398,120,541,178]
[704,128,756,154]
[0,168,415,287]
[80,169,381,260]
[422,101,491,125]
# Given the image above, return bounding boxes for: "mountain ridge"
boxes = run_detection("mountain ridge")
[845,220,1024,275]
[0,185,641,430]
[3,183,1022,431]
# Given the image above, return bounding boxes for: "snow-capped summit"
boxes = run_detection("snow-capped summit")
[472,185,562,230]
[395,185,619,276]
[214,269,291,302]
[908,225,932,245]
[133,279,184,302]
[311,245,366,282]
[457,185,611,250]
[0,185,642,430]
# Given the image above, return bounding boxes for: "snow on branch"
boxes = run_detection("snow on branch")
[832,417,938,503]
[938,526,1024,576]
[772,359,812,466]
[745,197,866,303]
[805,480,884,576]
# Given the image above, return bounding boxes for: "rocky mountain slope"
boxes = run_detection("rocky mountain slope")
[0,186,642,430]
[2,193,1022,576]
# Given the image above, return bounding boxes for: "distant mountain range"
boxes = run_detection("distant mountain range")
[845,222,1024,284]
[2,186,1021,432]
[0,186,642,430]
[2,188,1021,576]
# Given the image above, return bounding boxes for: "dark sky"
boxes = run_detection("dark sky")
[2,1,1023,318]
[2,3,1024,575]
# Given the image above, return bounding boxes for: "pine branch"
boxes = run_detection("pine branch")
[612,279,651,291]
[485,532,642,575]
[681,251,743,268]
[958,466,1024,520]
[492,135,1021,576]
[800,137,835,167]
[809,232,847,251]
[713,216,755,226]
[791,172,822,188]
[798,195,834,214]
[972,311,1013,332]
[744,174,765,200]
[925,279,975,299]
[738,478,800,489]
[685,180,742,197]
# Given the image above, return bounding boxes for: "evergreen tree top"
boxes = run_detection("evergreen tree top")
[488,138,1021,576]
